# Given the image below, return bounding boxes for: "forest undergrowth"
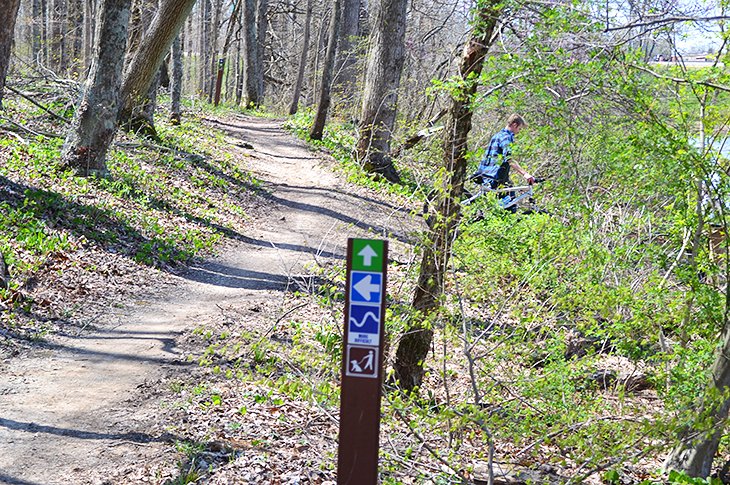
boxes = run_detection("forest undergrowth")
[0,88,270,354]
[1,83,729,484]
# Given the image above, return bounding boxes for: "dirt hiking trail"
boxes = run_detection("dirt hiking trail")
[0,115,417,485]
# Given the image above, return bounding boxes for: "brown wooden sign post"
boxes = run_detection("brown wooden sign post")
[337,238,388,485]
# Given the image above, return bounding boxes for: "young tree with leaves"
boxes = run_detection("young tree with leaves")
[394,0,503,391]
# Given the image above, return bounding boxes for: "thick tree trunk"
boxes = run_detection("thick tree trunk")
[61,0,132,177]
[0,0,22,109]
[309,0,342,140]
[393,3,501,392]
[289,0,313,115]
[355,0,408,183]
[665,322,730,477]
[242,0,261,107]
[118,0,197,123]
[170,34,183,124]
[125,67,161,139]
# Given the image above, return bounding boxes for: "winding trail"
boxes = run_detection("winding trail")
[0,115,416,485]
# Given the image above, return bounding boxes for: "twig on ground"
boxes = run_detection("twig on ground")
[390,402,470,484]
[115,141,206,162]
[0,116,61,138]
[5,85,71,124]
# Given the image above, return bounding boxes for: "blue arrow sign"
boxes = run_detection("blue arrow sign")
[350,272,382,304]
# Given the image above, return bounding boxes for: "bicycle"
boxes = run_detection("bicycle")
[463,173,548,214]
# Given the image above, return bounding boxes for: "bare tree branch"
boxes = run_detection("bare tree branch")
[604,15,730,33]
[630,63,730,94]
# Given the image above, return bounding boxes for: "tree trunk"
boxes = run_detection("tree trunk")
[118,0,197,124]
[333,0,361,100]
[0,251,8,290]
[355,0,408,183]
[309,0,342,140]
[665,321,730,477]
[208,0,222,102]
[242,0,261,107]
[68,0,83,77]
[393,3,501,392]
[49,0,64,71]
[199,0,213,102]
[61,0,132,177]
[0,0,21,109]
[125,67,161,139]
[170,34,183,124]
[289,0,313,115]
[256,0,268,100]
[41,0,49,65]
[83,0,95,70]
[32,0,42,62]
[235,35,244,105]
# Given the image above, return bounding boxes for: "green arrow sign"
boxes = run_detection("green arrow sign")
[351,239,384,272]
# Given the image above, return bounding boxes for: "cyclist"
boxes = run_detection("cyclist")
[473,114,535,194]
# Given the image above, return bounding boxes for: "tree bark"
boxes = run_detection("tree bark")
[0,0,22,109]
[61,0,132,177]
[125,66,162,139]
[242,0,261,107]
[200,0,212,99]
[355,0,408,183]
[118,0,197,124]
[333,0,361,98]
[83,0,95,70]
[256,0,268,100]
[32,0,42,62]
[393,2,501,392]
[665,322,730,477]
[170,34,183,124]
[289,0,313,115]
[68,0,83,76]
[309,0,342,140]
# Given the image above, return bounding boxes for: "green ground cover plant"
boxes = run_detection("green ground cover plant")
[0,93,264,349]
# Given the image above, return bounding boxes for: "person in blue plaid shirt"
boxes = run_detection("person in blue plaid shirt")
[475,114,534,189]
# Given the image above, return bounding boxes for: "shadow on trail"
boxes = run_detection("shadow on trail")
[65,328,181,355]
[0,472,46,485]
[272,182,415,218]
[36,339,190,365]
[265,192,414,245]
[184,261,329,292]
[0,417,177,445]
[138,192,347,262]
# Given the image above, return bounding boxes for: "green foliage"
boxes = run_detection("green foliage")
[667,470,725,485]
